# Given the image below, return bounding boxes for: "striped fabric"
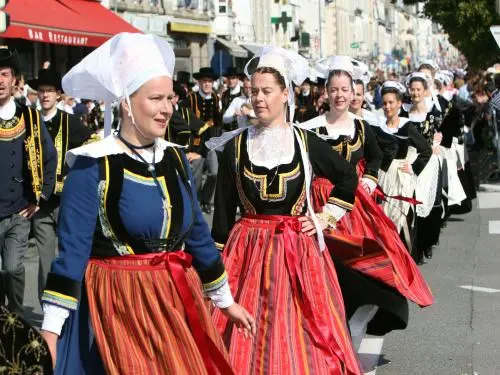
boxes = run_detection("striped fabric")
[213,216,363,375]
[312,177,434,307]
[85,255,230,375]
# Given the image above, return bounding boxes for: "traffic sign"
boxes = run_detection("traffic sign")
[0,0,9,33]
[350,42,360,49]
[491,26,500,49]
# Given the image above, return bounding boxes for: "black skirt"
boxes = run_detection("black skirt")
[331,256,409,336]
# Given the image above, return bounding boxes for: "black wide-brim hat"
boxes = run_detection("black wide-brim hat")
[223,66,244,78]
[28,68,63,92]
[0,48,20,74]
[193,67,218,80]
[176,70,194,87]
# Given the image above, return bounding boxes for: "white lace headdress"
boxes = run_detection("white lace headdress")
[62,32,175,137]
[244,46,309,122]
[381,80,407,94]
[314,55,370,87]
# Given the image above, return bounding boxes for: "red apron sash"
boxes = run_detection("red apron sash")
[90,252,234,375]
[243,214,346,373]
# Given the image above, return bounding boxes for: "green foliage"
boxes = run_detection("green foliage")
[403,0,500,68]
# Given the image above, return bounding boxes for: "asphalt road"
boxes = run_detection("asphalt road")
[20,193,500,375]
[373,191,500,375]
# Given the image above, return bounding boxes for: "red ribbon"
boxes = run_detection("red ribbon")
[375,186,422,206]
[245,215,344,372]
[151,252,234,375]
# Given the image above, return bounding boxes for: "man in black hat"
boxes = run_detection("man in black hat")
[169,82,205,192]
[221,67,244,131]
[294,78,319,123]
[176,70,194,96]
[0,49,57,316]
[188,67,221,214]
[27,68,94,302]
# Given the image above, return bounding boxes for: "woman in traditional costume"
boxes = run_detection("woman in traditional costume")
[300,57,433,345]
[399,72,445,263]
[39,33,254,375]
[210,47,363,375]
[376,80,433,264]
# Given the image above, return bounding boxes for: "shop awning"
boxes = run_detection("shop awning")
[215,37,248,59]
[2,0,140,47]
[241,43,264,56]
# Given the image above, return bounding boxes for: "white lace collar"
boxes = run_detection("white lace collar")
[373,116,410,135]
[299,112,356,139]
[0,98,16,120]
[199,90,213,100]
[229,86,241,96]
[66,135,184,168]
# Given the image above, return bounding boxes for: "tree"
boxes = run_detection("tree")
[403,0,500,68]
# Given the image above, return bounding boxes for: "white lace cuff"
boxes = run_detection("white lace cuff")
[361,177,377,194]
[206,280,234,309]
[322,203,347,224]
[42,303,70,335]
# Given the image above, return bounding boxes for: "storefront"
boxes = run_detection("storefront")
[1,0,139,78]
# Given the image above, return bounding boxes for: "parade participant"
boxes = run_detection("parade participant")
[188,67,221,214]
[294,78,319,123]
[376,81,432,262]
[221,67,243,131]
[222,76,255,129]
[211,46,362,375]
[169,82,205,193]
[27,68,94,303]
[349,78,379,125]
[39,33,254,374]
[0,48,57,316]
[301,57,433,344]
[176,70,194,96]
[400,72,444,263]
[25,84,38,108]
[434,72,469,214]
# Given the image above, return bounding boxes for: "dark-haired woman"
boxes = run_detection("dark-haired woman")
[376,81,433,264]
[301,58,433,344]
[400,73,444,263]
[211,48,362,375]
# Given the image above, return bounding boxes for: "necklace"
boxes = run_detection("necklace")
[117,133,171,211]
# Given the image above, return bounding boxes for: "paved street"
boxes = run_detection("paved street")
[21,193,500,374]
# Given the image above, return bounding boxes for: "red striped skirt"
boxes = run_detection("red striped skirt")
[311,177,433,307]
[85,252,233,375]
[212,215,362,375]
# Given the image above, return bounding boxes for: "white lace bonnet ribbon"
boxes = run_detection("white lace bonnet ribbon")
[404,72,429,88]
[206,46,310,151]
[381,80,407,94]
[243,46,309,123]
[62,32,175,137]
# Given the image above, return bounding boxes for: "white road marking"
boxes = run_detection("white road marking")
[459,285,500,293]
[489,220,500,234]
[478,192,500,209]
[358,337,384,375]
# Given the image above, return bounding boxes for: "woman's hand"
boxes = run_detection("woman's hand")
[298,216,325,236]
[399,162,414,174]
[220,303,256,338]
[40,330,58,368]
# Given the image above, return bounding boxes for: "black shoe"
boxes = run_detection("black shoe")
[202,203,212,214]
[424,247,433,259]
[413,250,425,265]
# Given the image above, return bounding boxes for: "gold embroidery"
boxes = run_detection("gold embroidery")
[244,164,301,202]
[24,109,43,202]
[0,115,25,141]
